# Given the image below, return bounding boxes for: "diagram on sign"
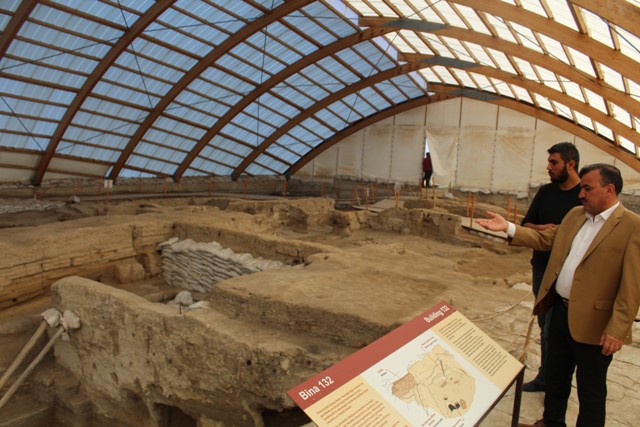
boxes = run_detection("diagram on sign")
[360,331,499,426]
[288,303,524,427]
[391,344,475,418]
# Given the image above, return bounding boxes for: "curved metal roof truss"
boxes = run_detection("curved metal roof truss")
[0,0,637,185]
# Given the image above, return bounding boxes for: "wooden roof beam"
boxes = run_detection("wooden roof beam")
[172,26,396,181]
[32,0,176,186]
[108,0,314,182]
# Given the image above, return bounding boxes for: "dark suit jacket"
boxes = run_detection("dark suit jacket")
[511,203,640,345]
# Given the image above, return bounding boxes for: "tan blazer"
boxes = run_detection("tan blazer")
[512,204,640,345]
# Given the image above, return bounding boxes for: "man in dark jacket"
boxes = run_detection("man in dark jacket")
[520,142,581,392]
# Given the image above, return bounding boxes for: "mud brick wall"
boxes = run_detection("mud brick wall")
[0,215,174,308]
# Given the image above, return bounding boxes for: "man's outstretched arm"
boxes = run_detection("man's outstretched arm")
[476,211,509,232]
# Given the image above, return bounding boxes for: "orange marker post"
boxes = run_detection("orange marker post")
[466,192,471,217]
[365,186,369,210]
[425,186,429,209]
[432,186,437,209]
[394,186,400,209]
[470,193,475,228]
[353,180,360,206]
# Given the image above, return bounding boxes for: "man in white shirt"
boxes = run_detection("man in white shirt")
[476,164,640,427]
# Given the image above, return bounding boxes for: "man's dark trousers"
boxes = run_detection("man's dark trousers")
[532,268,551,384]
[542,296,613,427]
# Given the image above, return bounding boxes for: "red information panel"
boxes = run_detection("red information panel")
[288,301,523,427]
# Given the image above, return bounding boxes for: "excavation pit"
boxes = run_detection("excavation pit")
[0,195,638,426]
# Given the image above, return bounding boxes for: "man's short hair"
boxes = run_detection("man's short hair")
[579,163,623,195]
[548,142,580,170]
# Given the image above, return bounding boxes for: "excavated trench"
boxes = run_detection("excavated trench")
[8,194,638,426]
[1,195,491,426]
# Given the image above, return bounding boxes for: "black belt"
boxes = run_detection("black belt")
[553,288,569,307]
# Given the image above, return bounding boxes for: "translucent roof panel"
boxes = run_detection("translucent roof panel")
[0,0,636,183]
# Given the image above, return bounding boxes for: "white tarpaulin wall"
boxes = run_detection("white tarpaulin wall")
[425,98,460,190]
[297,98,640,193]
[456,101,498,191]
[493,109,536,193]
[362,119,394,180]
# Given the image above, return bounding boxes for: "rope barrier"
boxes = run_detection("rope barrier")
[469,292,536,364]
[518,314,537,363]
[470,292,531,322]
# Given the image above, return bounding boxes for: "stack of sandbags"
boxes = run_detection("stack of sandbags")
[157,238,284,293]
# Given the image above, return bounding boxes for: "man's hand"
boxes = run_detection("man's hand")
[475,211,509,232]
[600,333,624,356]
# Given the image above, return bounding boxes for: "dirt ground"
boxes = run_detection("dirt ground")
[0,194,639,427]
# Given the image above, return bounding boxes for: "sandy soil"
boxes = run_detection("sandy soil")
[1,195,638,427]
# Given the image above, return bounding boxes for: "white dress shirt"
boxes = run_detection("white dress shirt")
[507,202,619,298]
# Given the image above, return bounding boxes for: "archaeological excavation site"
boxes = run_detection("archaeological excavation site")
[1,180,639,427]
[1,1,640,426]
[0,181,528,426]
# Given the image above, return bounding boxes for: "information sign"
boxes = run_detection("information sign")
[288,301,524,427]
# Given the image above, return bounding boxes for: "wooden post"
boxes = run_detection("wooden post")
[0,322,47,392]
[0,328,65,410]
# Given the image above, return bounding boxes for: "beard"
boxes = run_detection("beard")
[550,166,569,183]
